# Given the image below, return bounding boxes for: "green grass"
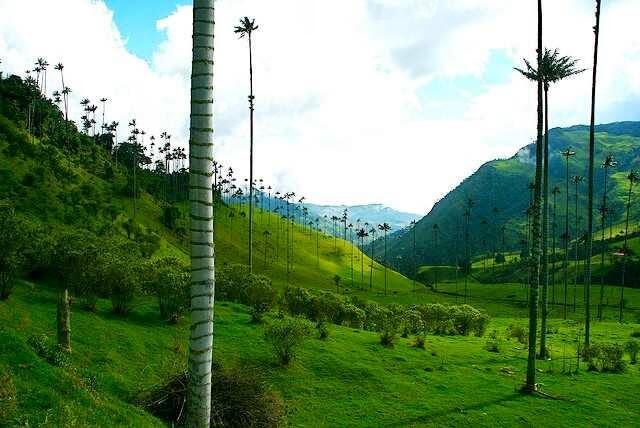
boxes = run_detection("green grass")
[2,282,639,426]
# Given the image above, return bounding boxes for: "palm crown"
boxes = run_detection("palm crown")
[234,17,258,38]
[515,48,585,87]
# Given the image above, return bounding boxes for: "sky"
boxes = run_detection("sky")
[1,0,639,214]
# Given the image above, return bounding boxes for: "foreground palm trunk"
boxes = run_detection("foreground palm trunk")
[584,0,602,348]
[187,1,215,426]
[525,0,543,393]
[539,84,549,359]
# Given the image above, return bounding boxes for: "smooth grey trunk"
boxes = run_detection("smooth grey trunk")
[247,32,255,272]
[585,0,602,348]
[187,1,215,426]
[563,153,570,319]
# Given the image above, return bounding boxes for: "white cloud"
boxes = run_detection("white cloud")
[1,0,639,214]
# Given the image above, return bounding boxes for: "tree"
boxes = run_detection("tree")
[333,274,341,293]
[235,17,259,272]
[619,171,638,322]
[516,47,585,359]
[598,155,617,320]
[357,228,368,285]
[378,223,391,296]
[560,148,576,319]
[551,186,561,304]
[584,0,602,348]
[409,220,417,291]
[186,2,215,425]
[517,0,543,393]
[369,227,377,289]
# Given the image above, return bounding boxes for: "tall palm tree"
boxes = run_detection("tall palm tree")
[560,147,576,318]
[516,48,584,359]
[378,223,391,296]
[349,223,354,287]
[235,17,259,272]
[584,0,602,348]
[357,228,368,284]
[619,171,638,322]
[598,155,617,320]
[185,1,215,426]
[551,186,561,304]
[521,0,543,393]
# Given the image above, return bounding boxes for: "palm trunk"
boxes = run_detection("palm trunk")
[598,169,608,320]
[539,85,550,359]
[552,191,557,304]
[574,181,579,312]
[619,179,633,322]
[369,236,375,289]
[384,232,388,296]
[584,0,601,348]
[525,0,543,393]
[563,155,570,319]
[248,33,255,272]
[187,2,216,425]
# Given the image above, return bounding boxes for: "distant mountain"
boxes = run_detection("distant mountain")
[305,203,420,232]
[377,121,640,275]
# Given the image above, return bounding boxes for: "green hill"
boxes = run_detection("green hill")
[382,122,640,275]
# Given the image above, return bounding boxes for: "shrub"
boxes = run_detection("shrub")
[401,310,425,337]
[100,253,141,316]
[0,365,17,421]
[413,335,426,349]
[485,341,500,353]
[341,303,366,329]
[362,302,391,332]
[282,286,314,319]
[264,316,312,365]
[508,324,527,344]
[140,364,285,427]
[584,343,626,373]
[217,264,252,303]
[317,321,329,340]
[27,334,70,367]
[450,305,489,336]
[379,328,397,348]
[247,276,278,323]
[311,292,344,323]
[146,258,190,323]
[625,340,639,364]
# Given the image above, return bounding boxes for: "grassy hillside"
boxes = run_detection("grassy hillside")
[2,282,639,426]
[382,122,640,274]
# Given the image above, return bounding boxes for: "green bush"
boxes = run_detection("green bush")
[0,365,17,421]
[625,340,639,364]
[282,286,314,319]
[146,258,190,323]
[379,328,397,348]
[317,321,329,340]
[26,334,70,367]
[401,309,425,337]
[584,343,626,373]
[413,335,426,349]
[508,324,527,344]
[247,276,278,322]
[485,340,500,353]
[264,316,312,366]
[341,303,365,329]
[450,305,489,336]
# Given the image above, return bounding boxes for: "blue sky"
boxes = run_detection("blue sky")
[105,0,188,60]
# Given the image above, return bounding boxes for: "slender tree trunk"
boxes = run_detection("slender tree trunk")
[539,86,550,359]
[574,181,579,312]
[369,236,375,289]
[585,0,601,348]
[384,232,388,296]
[598,169,608,320]
[619,179,633,322]
[57,289,71,353]
[563,155,570,319]
[525,0,543,392]
[247,33,255,271]
[552,191,557,304]
[187,2,215,425]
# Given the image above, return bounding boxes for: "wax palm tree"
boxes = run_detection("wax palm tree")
[409,220,417,291]
[584,0,602,348]
[598,155,617,320]
[516,48,585,359]
[357,228,368,283]
[349,223,354,287]
[378,223,391,296]
[619,171,638,322]
[186,1,215,425]
[235,16,259,272]
[560,147,576,319]
[516,0,543,393]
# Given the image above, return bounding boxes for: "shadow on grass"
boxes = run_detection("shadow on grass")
[388,392,524,426]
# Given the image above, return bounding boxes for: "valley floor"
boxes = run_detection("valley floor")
[1,282,639,427]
